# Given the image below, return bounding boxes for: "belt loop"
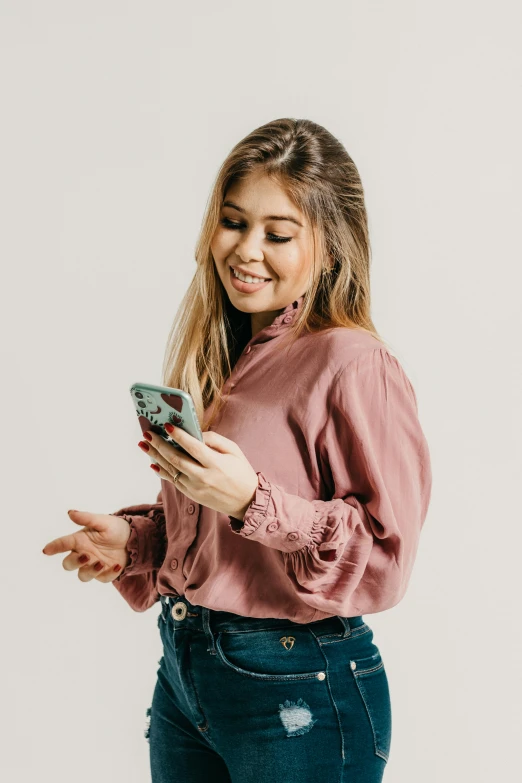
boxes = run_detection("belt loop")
[160,595,169,621]
[202,607,217,655]
[337,616,352,638]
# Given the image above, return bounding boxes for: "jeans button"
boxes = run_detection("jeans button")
[172,601,187,620]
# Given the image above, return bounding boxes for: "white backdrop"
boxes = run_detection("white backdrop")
[1,1,520,781]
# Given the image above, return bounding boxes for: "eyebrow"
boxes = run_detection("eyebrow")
[222,200,304,227]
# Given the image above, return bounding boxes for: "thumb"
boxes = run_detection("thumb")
[67,509,105,531]
[202,430,242,455]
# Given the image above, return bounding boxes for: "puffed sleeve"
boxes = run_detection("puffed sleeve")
[228,347,432,617]
[111,487,167,612]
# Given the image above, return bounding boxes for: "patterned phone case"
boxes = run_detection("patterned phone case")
[130,382,203,460]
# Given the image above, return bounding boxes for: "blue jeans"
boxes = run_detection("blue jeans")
[148,594,392,782]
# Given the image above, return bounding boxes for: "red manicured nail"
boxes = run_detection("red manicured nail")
[93,562,103,571]
[143,431,152,441]
[164,423,174,434]
[113,564,121,572]
[78,554,89,563]
[138,441,150,452]
[150,464,160,472]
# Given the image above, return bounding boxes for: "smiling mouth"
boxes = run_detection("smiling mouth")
[231,267,272,283]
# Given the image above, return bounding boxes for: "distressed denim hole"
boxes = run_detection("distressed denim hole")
[278,698,317,737]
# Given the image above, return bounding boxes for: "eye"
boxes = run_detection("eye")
[219,217,292,244]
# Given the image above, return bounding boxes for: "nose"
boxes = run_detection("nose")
[234,228,265,263]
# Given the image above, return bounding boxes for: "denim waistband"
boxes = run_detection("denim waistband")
[158,594,365,655]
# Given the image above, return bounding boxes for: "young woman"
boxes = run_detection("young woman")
[43,118,432,782]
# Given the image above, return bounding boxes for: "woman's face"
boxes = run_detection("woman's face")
[210,170,317,334]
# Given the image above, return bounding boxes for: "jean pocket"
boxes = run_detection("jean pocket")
[349,651,392,763]
[214,626,327,681]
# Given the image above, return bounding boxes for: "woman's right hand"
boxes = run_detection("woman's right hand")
[42,510,133,582]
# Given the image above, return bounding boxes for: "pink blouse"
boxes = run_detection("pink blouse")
[112,295,432,623]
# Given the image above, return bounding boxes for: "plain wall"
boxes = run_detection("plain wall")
[1,1,520,780]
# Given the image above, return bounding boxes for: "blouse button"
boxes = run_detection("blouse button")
[267,521,279,532]
[187,504,195,514]
[286,532,299,541]
[170,558,178,570]
[283,315,293,323]
[245,346,252,354]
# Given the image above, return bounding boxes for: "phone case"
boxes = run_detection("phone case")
[130,382,203,460]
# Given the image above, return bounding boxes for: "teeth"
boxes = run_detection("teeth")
[232,268,270,284]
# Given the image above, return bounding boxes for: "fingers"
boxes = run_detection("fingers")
[60,551,122,583]
[42,510,128,586]
[62,551,87,571]
[141,439,185,480]
[165,425,214,463]
[42,533,78,556]
[144,435,203,479]
[77,560,121,583]
[44,537,120,583]
[42,510,104,556]
[148,449,179,480]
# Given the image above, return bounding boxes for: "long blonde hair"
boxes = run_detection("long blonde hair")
[161,118,389,431]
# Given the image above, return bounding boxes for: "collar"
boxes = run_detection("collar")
[268,293,305,329]
[243,293,305,348]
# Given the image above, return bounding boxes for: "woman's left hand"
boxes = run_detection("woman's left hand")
[138,425,259,521]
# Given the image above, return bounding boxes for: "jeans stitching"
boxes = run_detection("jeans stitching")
[353,661,384,676]
[351,663,390,762]
[214,632,327,681]
[318,626,372,644]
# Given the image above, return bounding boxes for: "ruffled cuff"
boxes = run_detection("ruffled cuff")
[227,471,325,554]
[111,504,167,580]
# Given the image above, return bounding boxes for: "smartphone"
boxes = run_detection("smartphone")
[129,382,204,460]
